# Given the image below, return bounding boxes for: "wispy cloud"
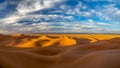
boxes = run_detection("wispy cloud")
[0,19,116,34]
[93,4,120,21]
[17,0,62,14]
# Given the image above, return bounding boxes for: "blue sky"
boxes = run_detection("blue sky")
[0,0,120,34]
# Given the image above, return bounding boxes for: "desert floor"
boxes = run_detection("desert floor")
[0,34,120,68]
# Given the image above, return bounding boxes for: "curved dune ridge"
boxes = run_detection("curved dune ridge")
[0,34,77,48]
[10,35,77,47]
[0,34,120,68]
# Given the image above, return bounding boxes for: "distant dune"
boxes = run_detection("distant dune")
[0,34,120,68]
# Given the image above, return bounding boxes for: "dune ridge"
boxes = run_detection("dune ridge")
[0,34,77,47]
[0,34,120,68]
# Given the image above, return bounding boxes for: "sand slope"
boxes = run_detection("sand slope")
[0,34,120,68]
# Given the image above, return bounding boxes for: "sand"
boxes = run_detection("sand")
[0,34,120,68]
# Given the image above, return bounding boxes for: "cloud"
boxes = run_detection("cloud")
[114,10,120,15]
[0,0,73,24]
[60,1,91,17]
[0,19,119,34]
[17,0,62,14]
[85,0,120,3]
[0,0,120,34]
[0,0,65,23]
[0,0,66,34]
[73,2,91,17]
[96,22,113,26]
[93,4,120,21]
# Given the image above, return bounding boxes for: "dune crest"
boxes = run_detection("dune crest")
[58,36,76,46]
[0,34,120,47]
[12,35,76,47]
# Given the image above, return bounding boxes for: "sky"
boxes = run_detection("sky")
[0,0,120,34]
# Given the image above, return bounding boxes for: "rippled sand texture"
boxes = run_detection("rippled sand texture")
[0,34,120,68]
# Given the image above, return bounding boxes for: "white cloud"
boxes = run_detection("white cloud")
[17,0,62,14]
[0,19,119,34]
[85,0,120,3]
[75,3,91,17]
[114,10,120,15]
[94,4,120,21]
[0,0,64,24]
[90,9,111,21]
[96,22,113,26]
[80,12,91,17]
[65,2,91,17]
[0,0,66,34]
[0,15,24,24]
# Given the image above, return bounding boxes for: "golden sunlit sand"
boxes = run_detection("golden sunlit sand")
[0,34,120,68]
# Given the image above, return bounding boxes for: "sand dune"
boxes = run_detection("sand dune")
[0,34,120,68]
[0,35,77,47]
